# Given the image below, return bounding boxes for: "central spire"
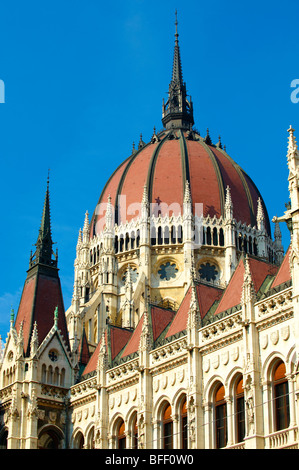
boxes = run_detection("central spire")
[29,173,58,270]
[162,11,194,130]
[172,11,183,85]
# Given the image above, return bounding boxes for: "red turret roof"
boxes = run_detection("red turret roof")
[14,267,69,356]
[14,180,69,356]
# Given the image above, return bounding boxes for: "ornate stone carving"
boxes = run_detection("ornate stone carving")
[244,375,255,436]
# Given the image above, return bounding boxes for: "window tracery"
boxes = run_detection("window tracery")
[158,262,178,281]
[198,262,219,282]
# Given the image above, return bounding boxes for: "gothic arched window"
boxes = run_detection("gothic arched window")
[118,420,126,449]
[273,361,290,431]
[181,398,188,449]
[162,403,173,449]
[215,384,227,448]
[235,377,245,443]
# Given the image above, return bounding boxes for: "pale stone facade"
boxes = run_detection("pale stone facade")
[0,21,298,450]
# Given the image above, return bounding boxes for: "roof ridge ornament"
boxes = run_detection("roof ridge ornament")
[204,128,212,145]
[151,127,160,143]
[138,133,145,149]
[216,135,223,149]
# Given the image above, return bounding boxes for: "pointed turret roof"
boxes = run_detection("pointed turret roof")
[14,179,69,356]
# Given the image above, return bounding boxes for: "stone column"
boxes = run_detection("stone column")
[203,402,212,449]
[95,333,109,449]
[261,380,271,439]
[241,257,264,449]
[287,374,296,429]
[225,395,233,447]
[171,413,179,448]
[6,387,21,449]
[151,419,161,449]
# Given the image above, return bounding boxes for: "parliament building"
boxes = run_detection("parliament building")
[0,18,298,450]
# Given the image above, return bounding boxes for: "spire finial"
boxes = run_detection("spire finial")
[175,9,179,43]
[204,128,212,145]
[83,210,89,231]
[257,197,265,231]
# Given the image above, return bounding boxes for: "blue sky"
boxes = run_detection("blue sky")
[0,0,298,340]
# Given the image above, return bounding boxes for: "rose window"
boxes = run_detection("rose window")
[48,350,58,362]
[158,262,178,281]
[198,262,219,282]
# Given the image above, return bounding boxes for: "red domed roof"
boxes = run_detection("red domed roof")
[90,128,271,237]
[90,19,271,238]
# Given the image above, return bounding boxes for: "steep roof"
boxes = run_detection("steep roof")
[14,180,69,356]
[80,252,284,378]
[165,283,223,338]
[14,267,69,356]
[82,325,133,376]
[77,327,90,367]
[120,306,175,359]
[271,246,291,289]
[214,256,278,316]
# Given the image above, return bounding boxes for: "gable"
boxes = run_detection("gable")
[38,329,72,368]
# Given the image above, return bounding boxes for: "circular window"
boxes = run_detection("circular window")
[198,262,219,282]
[158,262,178,281]
[48,350,58,362]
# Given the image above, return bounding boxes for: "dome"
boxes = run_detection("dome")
[90,128,270,237]
[89,16,271,239]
